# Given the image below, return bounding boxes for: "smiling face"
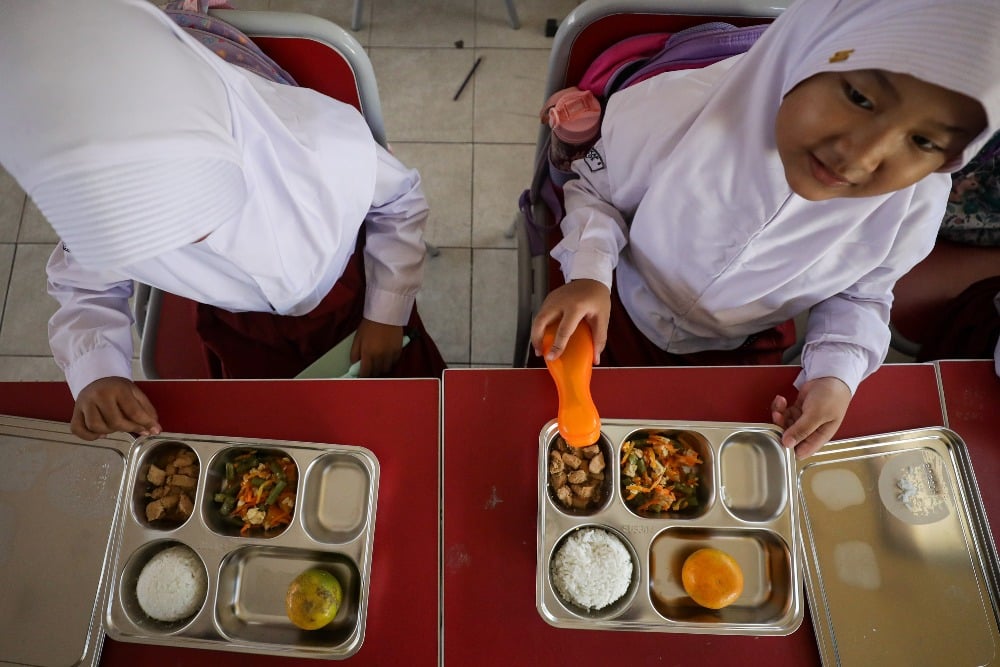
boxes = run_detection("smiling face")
[774,69,987,201]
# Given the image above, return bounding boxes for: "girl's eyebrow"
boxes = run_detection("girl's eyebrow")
[865,70,900,102]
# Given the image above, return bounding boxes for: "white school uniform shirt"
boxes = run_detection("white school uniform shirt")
[0,0,428,397]
[552,0,1000,395]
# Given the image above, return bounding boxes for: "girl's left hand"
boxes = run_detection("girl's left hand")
[770,377,852,459]
[351,318,404,377]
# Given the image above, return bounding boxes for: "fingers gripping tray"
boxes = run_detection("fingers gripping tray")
[0,415,378,665]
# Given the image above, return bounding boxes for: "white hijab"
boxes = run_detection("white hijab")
[0,0,376,271]
[599,0,1000,351]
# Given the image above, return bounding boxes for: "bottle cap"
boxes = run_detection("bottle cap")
[546,88,601,144]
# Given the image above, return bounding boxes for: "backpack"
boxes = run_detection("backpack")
[520,22,768,257]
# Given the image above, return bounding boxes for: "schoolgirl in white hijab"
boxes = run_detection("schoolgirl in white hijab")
[531,0,999,458]
[0,0,441,439]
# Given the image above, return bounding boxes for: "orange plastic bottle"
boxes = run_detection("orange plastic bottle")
[542,322,601,448]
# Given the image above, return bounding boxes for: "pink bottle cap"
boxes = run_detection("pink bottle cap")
[547,88,601,144]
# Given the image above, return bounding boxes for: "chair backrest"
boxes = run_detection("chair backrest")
[138,9,383,379]
[512,0,786,366]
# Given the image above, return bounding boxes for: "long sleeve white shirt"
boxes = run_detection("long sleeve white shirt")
[47,143,428,398]
[553,60,948,395]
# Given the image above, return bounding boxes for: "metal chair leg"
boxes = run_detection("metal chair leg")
[503,0,520,29]
[352,0,363,31]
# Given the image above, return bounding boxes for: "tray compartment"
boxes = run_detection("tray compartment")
[130,441,200,530]
[719,431,788,522]
[301,452,372,544]
[215,545,361,650]
[202,446,298,539]
[117,538,209,634]
[647,526,793,625]
[546,524,640,619]
[618,427,713,519]
[545,434,614,516]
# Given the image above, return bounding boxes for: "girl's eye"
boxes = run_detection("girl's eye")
[912,135,943,152]
[844,83,874,110]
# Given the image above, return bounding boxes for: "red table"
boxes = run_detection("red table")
[442,364,946,666]
[0,379,440,667]
[937,360,1000,539]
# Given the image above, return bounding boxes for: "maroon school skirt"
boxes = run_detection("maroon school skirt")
[529,278,795,368]
[195,241,446,379]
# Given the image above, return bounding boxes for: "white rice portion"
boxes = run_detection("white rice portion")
[136,545,208,622]
[551,528,633,610]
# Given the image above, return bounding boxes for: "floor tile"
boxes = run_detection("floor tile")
[472,143,534,248]
[417,247,471,365]
[370,0,475,48]
[470,247,517,365]
[0,168,24,243]
[266,0,366,42]
[371,48,476,142]
[17,198,59,244]
[0,357,65,382]
[0,244,56,356]
[0,244,13,319]
[476,0,580,49]
[472,47,549,144]
[389,143,473,248]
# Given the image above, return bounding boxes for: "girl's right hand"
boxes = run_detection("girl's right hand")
[530,279,611,364]
[72,377,161,440]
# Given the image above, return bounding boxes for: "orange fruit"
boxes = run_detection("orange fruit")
[285,568,343,630]
[681,547,744,610]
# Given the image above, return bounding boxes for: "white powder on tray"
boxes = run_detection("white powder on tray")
[896,463,946,517]
[551,527,633,611]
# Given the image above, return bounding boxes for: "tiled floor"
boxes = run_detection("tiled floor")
[0,0,582,382]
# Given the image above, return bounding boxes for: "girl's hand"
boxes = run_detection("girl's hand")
[770,377,852,459]
[351,318,404,377]
[530,279,611,364]
[73,377,161,440]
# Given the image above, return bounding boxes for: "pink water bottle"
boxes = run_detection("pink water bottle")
[541,87,601,172]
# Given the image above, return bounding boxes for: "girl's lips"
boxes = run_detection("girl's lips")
[808,153,851,188]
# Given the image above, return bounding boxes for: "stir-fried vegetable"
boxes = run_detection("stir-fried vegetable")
[621,433,701,513]
[214,450,297,536]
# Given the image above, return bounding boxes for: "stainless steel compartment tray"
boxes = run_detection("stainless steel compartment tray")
[537,419,803,635]
[797,427,1000,667]
[105,432,379,661]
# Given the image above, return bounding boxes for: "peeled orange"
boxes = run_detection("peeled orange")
[285,568,343,630]
[681,547,744,610]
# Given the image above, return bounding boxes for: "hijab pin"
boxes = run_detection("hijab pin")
[829,49,855,63]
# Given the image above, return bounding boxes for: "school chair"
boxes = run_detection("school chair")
[135,8,392,379]
[888,240,1000,358]
[511,0,787,367]
[349,0,520,32]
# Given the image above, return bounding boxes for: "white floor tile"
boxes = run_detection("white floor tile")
[476,0,581,49]
[390,143,473,248]
[370,0,475,48]
[0,168,24,243]
[472,48,549,144]
[17,198,59,244]
[472,143,534,248]
[371,48,476,142]
[0,356,64,382]
[0,244,56,356]
[417,247,471,365]
[0,244,13,317]
[471,247,517,365]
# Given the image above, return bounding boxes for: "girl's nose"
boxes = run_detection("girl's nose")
[839,125,897,175]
